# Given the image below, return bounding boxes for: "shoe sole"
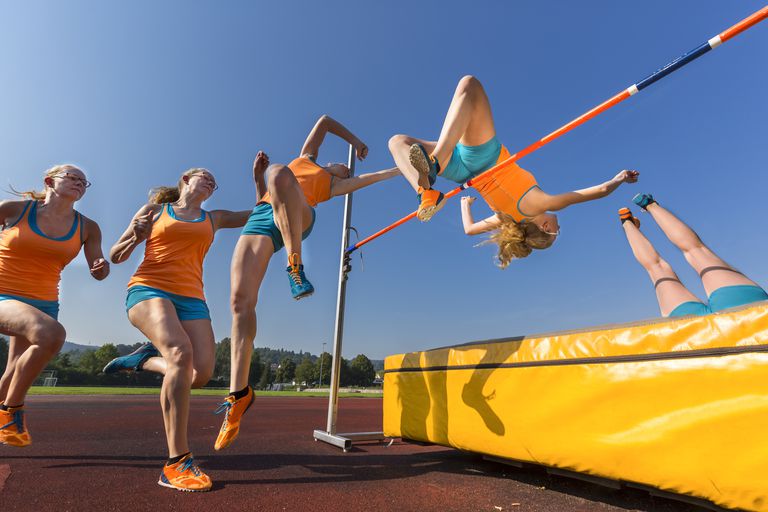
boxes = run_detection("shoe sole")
[417,197,445,222]
[0,436,31,447]
[1,441,31,447]
[157,479,211,492]
[293,290,314,301]
[408,144,433,184]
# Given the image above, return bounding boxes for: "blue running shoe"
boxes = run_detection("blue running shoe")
[409,143,440,187]
[103,342,160,373]
[286,253,314,300]
[632,193,656,211]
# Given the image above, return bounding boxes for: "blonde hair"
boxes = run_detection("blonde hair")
[10,164,83,200]
[486,214,556,268]
[148,167,211,204]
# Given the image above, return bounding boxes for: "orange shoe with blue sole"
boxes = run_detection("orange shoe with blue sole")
[0,407,31,447]
[158,454,212,492]
[214,386,255,450]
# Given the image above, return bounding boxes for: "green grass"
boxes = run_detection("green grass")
[27,386,382,398]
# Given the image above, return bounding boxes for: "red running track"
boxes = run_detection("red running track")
[1,395,708,512]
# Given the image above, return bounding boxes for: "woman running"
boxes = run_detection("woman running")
[106,165,261,491]
[0,165,109,447]
[619,193,767,317]
[389,75,639,267]
[215,115,399,451]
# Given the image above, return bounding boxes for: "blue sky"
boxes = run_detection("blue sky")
[1,1,766,359]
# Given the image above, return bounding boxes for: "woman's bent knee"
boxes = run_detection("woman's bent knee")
[388,134,410,151]
[27,322,66,355]
[458,74,480,93]
[267,165,294,191]
[164,344,193,371]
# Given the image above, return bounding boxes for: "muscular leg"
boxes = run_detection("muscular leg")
[432,75,497,164]
[0,302,66,406]
[180,319,215,389]
[388,75,496,192]
[646,203,759,296]
[0,336,31,403]
[622,220,701,317]
[229,235,274,392]
[267,165,314,263]
[128,299,194,458]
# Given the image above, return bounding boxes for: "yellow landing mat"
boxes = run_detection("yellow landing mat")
[383,302,768,511]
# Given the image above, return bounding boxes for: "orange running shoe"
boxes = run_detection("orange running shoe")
[618,207,641,228]
[0,407,31,447]
[158,454,212,492]
[417,187,445,222]
[213,386,255,450]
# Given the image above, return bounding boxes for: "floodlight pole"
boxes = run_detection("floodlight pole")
[313,144,386,451]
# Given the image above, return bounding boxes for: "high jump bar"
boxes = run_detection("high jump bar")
[346,5,768,254]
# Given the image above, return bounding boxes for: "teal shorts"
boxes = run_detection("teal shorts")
[440,136,503,184]
[0,294,59,320]
[241,202,316,253]
[126,285,210,321]
[667,284,768,318]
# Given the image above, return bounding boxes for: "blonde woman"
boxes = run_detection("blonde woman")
[389,76,638,267]
[0,165,108,447]
[106,165,258,492]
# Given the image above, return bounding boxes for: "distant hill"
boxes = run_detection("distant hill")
[61,341,96,353]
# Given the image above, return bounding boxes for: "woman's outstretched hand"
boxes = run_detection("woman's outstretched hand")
[614,169,640,184]
[253,151,270,180]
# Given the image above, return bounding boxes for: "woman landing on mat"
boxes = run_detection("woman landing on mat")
[619,193,767,317]
[388,75,639,267]
[0,165,108,447]
[106,166,257,492]
[215,115,399,451]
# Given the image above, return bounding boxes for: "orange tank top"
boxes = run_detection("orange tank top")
[474,145,540,223]
[127,203,215,300]
[259,157,332,208]
[0,200,83,301]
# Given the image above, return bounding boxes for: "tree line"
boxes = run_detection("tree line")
[0,335,378,389]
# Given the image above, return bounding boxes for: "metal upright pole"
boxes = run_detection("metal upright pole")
[313,144,386,451]
[325,145,355,434]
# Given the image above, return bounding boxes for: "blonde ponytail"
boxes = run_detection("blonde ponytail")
[148,186,180,204]
[148,167,211,204]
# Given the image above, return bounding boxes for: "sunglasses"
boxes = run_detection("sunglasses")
[54,173,91,188]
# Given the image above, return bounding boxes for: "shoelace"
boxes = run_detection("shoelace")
[213,400,233,416]
[289,268,304,285]
[178,456,202,476]
[1,410,24,433]
[287,254,304,285]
